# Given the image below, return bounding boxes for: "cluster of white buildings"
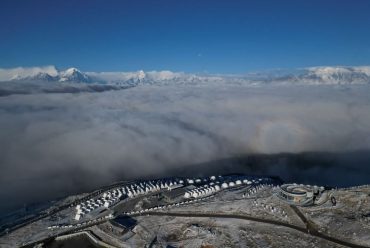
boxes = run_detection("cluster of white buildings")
[102,188,123,208]
[75,189,123,220]
[74,178,184,221]
[72,176,275,221]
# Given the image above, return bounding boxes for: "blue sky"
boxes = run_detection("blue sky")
[1,0,370,74]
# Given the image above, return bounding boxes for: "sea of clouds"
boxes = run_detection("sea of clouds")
[1,82,370,213]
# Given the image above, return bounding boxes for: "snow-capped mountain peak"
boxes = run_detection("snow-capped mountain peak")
[9,72,57,82]
[0,66,58,82]
[31,72,57,81]
[137,70,146,80]
[63,67,80,75]
[59,67,91,83]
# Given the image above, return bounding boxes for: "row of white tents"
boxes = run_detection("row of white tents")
[50,214,114,229]
[184,177,263,199]
[242,184,276,198]
[186,175,226,185]
[184,184,221,198]
[74,178,184,220]
[122,179,183,198]
[73,176,273,221]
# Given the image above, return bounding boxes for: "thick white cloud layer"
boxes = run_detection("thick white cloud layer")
[0,83,370,213]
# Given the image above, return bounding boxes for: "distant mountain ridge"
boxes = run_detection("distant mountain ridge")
[273,66,370,85]
[6,67,92,83]
[1,65,370,85]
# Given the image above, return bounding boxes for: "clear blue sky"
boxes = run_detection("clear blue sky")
[1,0,370,74]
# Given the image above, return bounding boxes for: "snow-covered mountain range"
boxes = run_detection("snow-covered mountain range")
[0,66,226,85]
[6,67,93,83]
[1,65,370,86]
[273,66,370,85]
